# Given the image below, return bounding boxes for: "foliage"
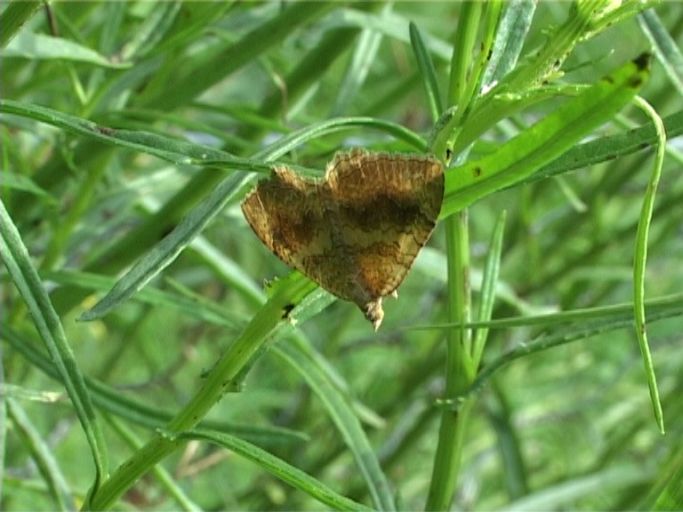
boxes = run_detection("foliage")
[1,1,682,510]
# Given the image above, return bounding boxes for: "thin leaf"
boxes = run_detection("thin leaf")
[501,465,651,512]
[182,429,373,511]
[409,21,443,121]
[0,200,108,493]
[331,5,386,116]
[481,0,537,87]
[639,9,683,95]
[472,210,506,368]
[0,1,42,48]
[7,399,75,511]
[631,96,666,433]
[275,339,396,511]
[441,54,651,218]
[2,31,130,68]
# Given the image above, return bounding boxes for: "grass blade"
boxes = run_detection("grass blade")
[631,96,666,433]
[409,21,443,121]
[0,200,108,494]
[182,429,373,511]
[276,339,395,511]
[639,9,683,94]
[7,399,75,511]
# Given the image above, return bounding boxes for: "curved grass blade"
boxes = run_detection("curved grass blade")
[472,210,506,368]
[445,306,683,407]
[181,429,373,511]
[631,96,666,433]
[0,200,108,494]
[275,339,395,511]
[331,5,386,117]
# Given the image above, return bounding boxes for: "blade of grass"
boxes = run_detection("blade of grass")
[181,429,373,512]
[481,0,537,87]
[2,31,130,68]
[0,200,108,495]
[409,21,443,121]
[472,210,506,368]
[631,96,666,433]
[275,338,396,511]
[0,0,42,48]
[501,465,651,512]
[331,4,386,117]
[7,399,75,511]
[529,109,683,182]
[137,2,333,110]
[410,292,683,331]
[448,306,683,405]
[639,9,683,95]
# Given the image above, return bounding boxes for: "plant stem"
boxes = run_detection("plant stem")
[86,273,316,510]
[426,211,474,510]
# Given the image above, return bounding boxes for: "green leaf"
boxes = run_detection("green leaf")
[0,1,41,48]
[0,200,108,496]
[2,31,130,68]
[639,9,683,94]
[7,399,75,511]
[181,429,373,511]
[275,339,396,511]
[441,54,651,217]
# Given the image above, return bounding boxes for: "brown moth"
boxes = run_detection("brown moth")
[241,149,444,330]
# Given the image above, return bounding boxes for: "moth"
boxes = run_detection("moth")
[241,150,444,329]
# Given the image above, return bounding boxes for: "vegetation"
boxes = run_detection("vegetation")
[1,1,682,510]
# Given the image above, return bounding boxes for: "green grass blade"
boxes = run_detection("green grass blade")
[0,200,108,493]
[447,1,482,107]
[472,210,506,368]
[649,449,683,510]
[276,339,395,511]
[639,9,683,94]
[441,54,651,218]
[7,399,75,511]
[631,96,666,433]
[530,109,683,182]
[481,0,537,86]
[501,465,651,512]
[2,31,129,68]
[0,0,41,48]
[182,429,374,511]
[456,307,683,403]
[409,22,443,121]
[331,6,386,116]
[138,2,332,110]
